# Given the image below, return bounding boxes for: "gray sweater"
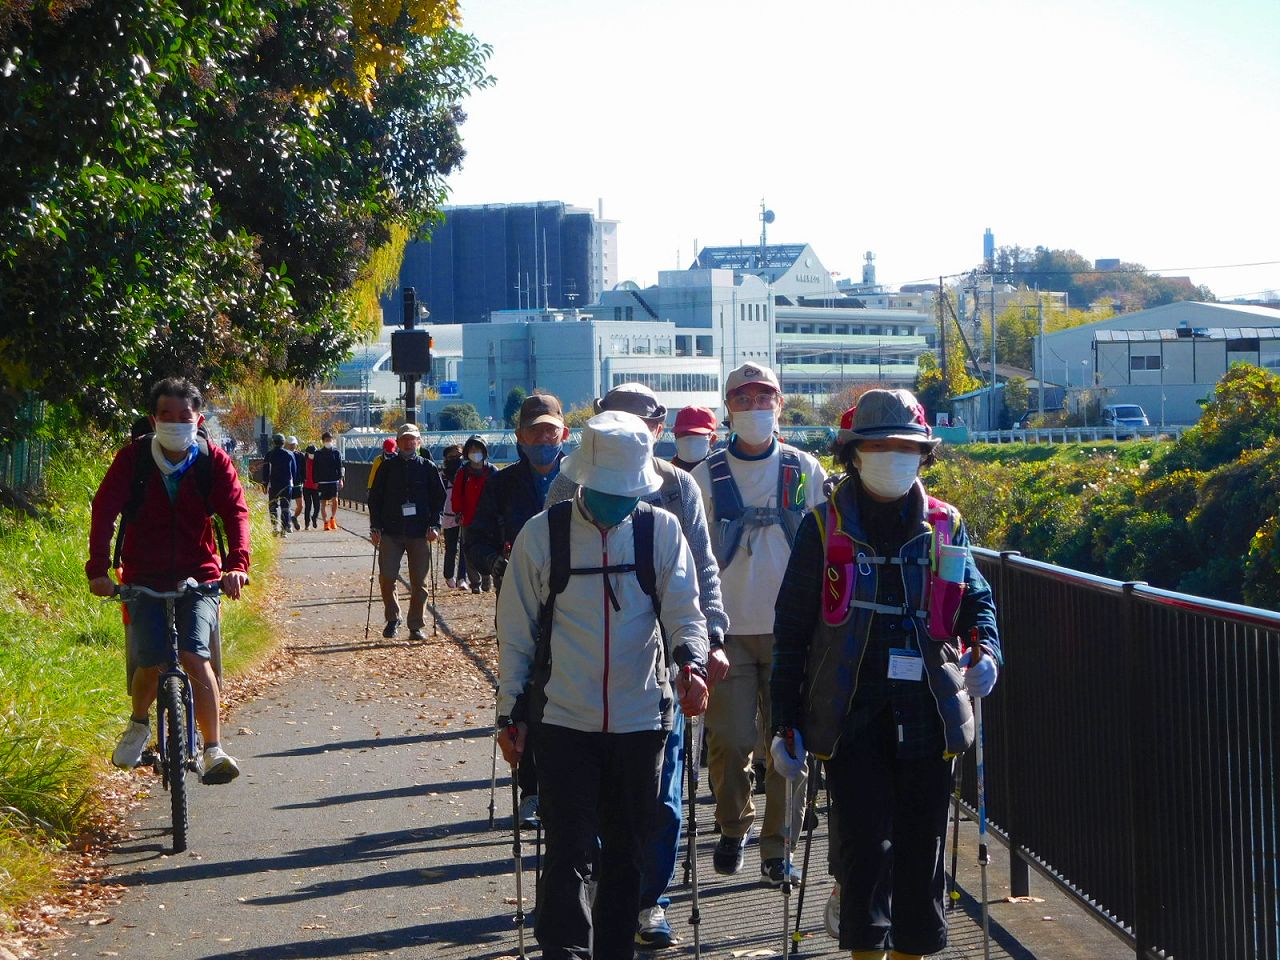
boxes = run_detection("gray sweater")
[546,460,730,647]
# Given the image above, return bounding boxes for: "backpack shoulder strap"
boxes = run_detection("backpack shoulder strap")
[114,438,156,569]
[547,498,574,599]
[631,501,657,607]
[706,448,743,522]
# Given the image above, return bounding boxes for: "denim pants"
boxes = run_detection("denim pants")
[639,709,685,910]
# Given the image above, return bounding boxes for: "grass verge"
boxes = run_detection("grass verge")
[0,445,277,923]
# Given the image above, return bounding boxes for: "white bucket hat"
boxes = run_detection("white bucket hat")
[561,411,663,497]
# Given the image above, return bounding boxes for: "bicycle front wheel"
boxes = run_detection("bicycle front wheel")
[160,675,190,853]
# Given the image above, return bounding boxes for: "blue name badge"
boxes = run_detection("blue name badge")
[888,648,924,682]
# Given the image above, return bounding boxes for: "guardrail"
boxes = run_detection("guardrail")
[968,425,1190,444]
[966,548,1279,960]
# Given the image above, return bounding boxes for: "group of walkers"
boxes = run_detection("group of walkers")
[261,431,345,535]
[86,364,1002,960]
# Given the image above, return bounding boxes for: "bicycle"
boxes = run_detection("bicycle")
[109,578,223,853]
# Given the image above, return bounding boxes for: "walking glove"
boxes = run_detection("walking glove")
[770,728,806,781]
[963,647,998,698]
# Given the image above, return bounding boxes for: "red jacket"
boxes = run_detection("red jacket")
[87,441,251,589]
[451,464,496,526]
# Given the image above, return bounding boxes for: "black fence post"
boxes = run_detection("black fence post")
[998,550,1030,898]
[1122,581,1147,960]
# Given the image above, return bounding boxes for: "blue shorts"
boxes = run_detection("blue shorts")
[126,592,219,668]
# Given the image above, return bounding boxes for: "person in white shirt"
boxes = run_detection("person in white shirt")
[690,361,828,886]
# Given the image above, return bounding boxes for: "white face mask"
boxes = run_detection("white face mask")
[732,409,776,446]
[675,435,711,463]
[154,421,199,451]
[468,451,485,464]
[855,450,922,500]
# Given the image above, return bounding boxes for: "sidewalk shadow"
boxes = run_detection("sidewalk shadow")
[259,726,489,757]
[200,913,518,959]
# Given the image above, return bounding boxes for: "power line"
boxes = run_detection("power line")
[888,258,1280,290]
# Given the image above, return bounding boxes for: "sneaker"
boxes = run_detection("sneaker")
[198,745,240,784]
[636,904,673,949]
[481,577,492,593]
[518,794,540,827]
[382,618,401,639]
[408,627,426,641]
[824,883,840,938]
[713,831,749,875]
[471,585,481,594]
[445,578,456,589]
[112,719,151,768]
[760,858,802,888]
[292,516,301,531]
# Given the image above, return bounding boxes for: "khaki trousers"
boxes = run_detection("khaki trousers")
[378,533,430,631]
[705,632,807,862]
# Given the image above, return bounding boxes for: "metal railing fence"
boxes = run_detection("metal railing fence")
[967,548,1279,960]
[0,396,47,495]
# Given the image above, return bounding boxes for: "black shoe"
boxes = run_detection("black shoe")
[761,858,801,888]
[408,628,426,641]
[481,577,492,593]
[382,619,401,639]
[713,832,749,875]
[471,585,481,594]
[293,517,301,531]
[753,759,767,794]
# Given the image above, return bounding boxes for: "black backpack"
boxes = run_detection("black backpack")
[518,499,664,723]
[112,434,226,569]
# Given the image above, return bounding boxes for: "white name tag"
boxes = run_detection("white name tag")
[888,649,924,682]
[401,502,417,517]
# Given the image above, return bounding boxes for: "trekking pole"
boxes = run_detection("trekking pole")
[791,755,820,954]
[684,705,702,960]
[509,733,528,960]
[429,536,439,638]
[971,632,991,960]
[488,698,500,829]
[947,755,963,911]
[780,730,796,960]
[363,539,378,643]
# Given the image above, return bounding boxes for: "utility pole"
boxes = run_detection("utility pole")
[1037,286,1045,417]
[403,287,417,423]
[988,275,997,430]
[937,276,947,411]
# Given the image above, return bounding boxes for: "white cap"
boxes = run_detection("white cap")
[561,411,663,497]
[286,435,299,447]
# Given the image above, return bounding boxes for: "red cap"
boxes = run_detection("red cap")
[382,438,397,453]
[839,405,857,432]
[673,406,717,436]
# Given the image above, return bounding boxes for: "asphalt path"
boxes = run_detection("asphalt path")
[42,506,1131,960]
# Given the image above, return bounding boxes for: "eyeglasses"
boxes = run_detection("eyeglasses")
[727,392,779,411]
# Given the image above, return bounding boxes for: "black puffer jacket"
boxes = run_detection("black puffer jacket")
[465,450,564,576]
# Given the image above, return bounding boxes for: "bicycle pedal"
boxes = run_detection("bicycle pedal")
[139,749,160,768]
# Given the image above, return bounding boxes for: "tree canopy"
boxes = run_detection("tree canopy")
[989,245,1214,312]
[0,0,492,443]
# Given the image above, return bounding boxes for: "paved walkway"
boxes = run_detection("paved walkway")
[41,506,1132,959]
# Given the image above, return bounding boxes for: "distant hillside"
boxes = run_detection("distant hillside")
[990,245,1215,311]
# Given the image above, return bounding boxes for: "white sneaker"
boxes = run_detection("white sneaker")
[112,719,150,768]
[198,745,240,784]
[636,904,674,948]
[518,793,540,827]
[824,882,840,938]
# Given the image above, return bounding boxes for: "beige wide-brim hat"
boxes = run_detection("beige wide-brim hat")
[840,389,940,451]
[561,411,663,497]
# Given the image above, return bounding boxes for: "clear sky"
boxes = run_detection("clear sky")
[445,0,1280,301]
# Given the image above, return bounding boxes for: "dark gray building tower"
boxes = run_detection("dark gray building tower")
[389,202,597,325]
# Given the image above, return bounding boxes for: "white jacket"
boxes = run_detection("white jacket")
[497,495,708,735]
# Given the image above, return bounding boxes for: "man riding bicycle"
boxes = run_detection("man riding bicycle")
[86,377,251,784]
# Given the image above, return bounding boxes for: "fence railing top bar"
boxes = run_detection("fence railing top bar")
[976,548,1128,596]
[1130,583,1280,631]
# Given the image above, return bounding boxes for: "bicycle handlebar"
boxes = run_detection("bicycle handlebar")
[112,579,224,602]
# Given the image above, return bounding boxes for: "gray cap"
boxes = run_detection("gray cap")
[594,382,667,422]
[272,433,286,446]
[839,389,939,450]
